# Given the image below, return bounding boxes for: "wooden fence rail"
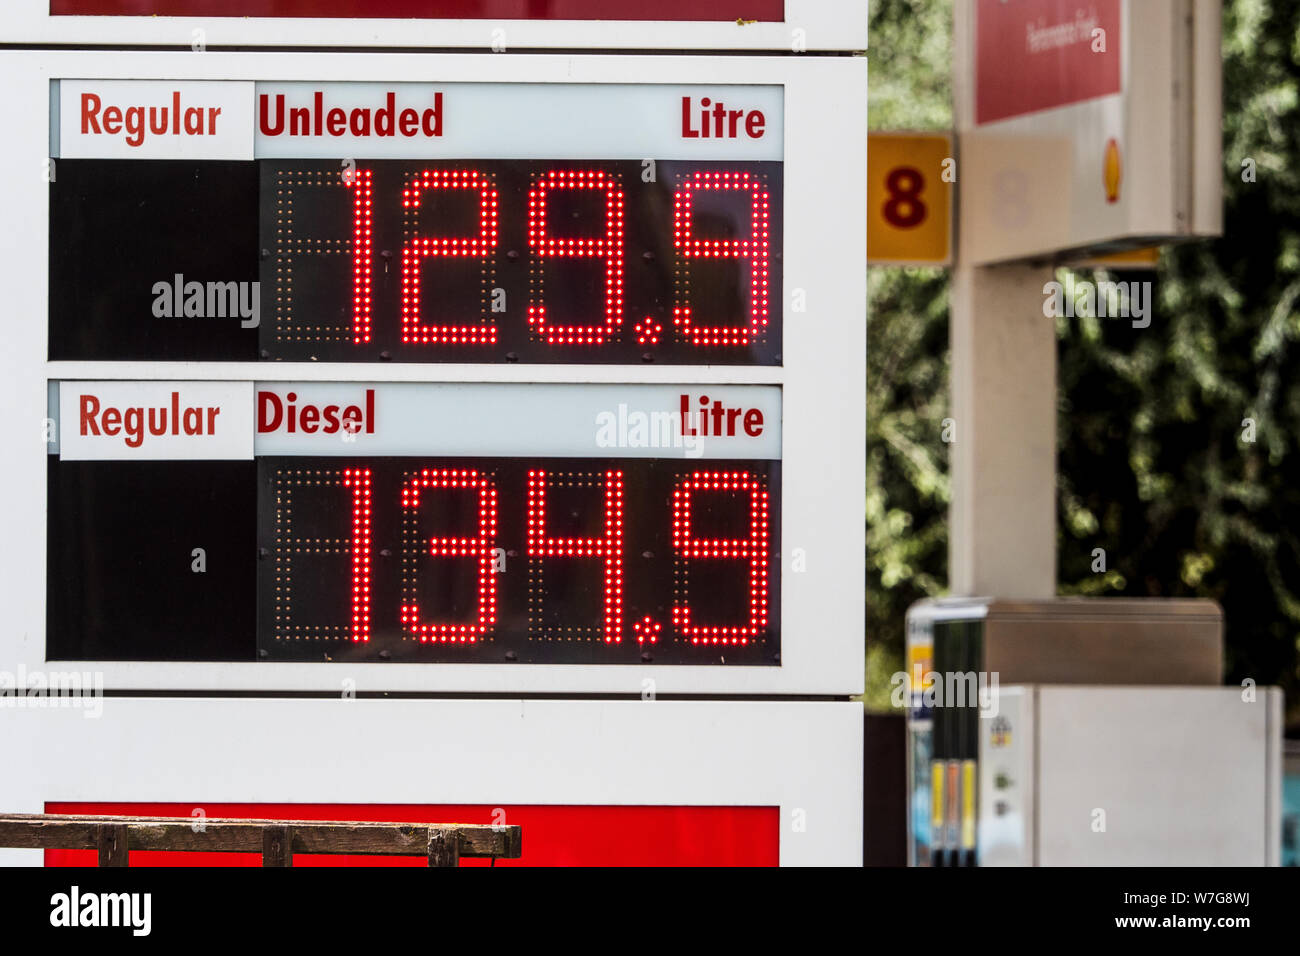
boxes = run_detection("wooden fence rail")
[0,813,523,867]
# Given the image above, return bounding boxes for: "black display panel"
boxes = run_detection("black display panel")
[46,458,257,660]
[49,159,782,365]
[263,456,780,664]
[47,456,780,664]
[48,160,261,361]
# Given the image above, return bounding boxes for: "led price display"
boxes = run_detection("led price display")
[260,455,779,663]
[49,158,782,365]
[48,456,780,665]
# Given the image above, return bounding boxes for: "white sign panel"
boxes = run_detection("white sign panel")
[58,80,254,160]
[251,383,781,458]
[254,82,782,160]
[55,80,783,161]
[58,381,254,460]
[53,381,780,458]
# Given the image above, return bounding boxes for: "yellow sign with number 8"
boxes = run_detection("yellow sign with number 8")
[867,132,953,266]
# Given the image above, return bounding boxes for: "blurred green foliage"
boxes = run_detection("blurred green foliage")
[866,0,1300,726]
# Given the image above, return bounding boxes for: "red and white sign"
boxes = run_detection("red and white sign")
[58,381,254,460]
[975,0,1122,125]
[956,0,1222,264]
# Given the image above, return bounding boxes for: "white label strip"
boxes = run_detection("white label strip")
[58,80,256,160]
[52,80,782,161]
[254,82,782,160]
[252,383,781,459]
[58,381,254,460]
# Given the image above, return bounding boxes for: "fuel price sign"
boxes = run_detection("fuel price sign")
[3,50,865,695]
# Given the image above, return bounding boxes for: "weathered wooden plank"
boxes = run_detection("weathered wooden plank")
[427,828,460,867]
[263,825,293,867]
[96,823,129,867]
[0,815,522,859]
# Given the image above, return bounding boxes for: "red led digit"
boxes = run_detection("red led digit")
[672,171,772,347]
[349,167,374,344]
[527,169,625,345]
[399,469,499,643]
[341,467,373,642]
[526,469,625,643]
[671,471,771,644]
[401,169,500,345]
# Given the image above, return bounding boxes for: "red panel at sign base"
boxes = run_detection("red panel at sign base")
[44,802,780,866]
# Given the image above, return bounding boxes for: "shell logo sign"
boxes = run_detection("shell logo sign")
[1104,137,1122,204]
